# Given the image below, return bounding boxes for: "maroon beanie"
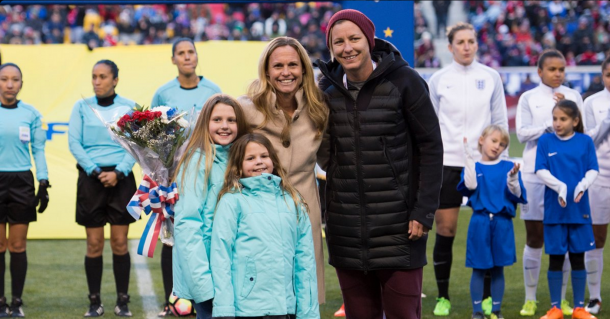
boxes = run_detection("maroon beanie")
[326,9,375,52]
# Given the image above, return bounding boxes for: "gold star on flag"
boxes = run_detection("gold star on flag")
[384,27,394,38]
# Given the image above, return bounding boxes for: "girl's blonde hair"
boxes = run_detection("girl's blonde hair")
[173,94,250,189]
[247,37,328,142]
[478,124,510,153]
[217,133,307,215]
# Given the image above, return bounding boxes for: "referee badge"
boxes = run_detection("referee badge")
[19,126,30,143]
[475,79,485,90]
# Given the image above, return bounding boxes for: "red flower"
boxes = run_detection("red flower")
[117,114,132,130]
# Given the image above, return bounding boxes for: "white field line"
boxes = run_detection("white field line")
[129,239,159,318]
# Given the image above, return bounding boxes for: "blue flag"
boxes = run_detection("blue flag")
[342,1,415,66]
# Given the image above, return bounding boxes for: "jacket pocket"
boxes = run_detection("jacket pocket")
[380,136,409,204]
[240,257,257,298]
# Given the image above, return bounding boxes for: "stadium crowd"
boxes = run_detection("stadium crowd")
[0,3,340,61]
[5,1,610,68]
[415,0,610,68]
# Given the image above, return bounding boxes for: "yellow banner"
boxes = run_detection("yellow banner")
[1,41,268,239]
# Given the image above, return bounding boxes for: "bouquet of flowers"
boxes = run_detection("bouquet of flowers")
[93,103,194,257]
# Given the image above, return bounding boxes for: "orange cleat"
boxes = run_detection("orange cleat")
[540,306,564,319]
[571,307,597,319]
[334,304,346,317]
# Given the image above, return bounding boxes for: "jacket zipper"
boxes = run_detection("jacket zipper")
[380,136,409,203]
[354,104,369,274]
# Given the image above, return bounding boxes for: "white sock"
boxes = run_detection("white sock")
[585,247,604,301]
[562,252,571,302]
[523,245,543,301]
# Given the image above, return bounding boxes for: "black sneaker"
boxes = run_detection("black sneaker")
[471,312,486,319]
[9,298,23,318]
[84,294,104,317]
[114,293,132,317]
[157,303,173,317]
[0,297,8,318]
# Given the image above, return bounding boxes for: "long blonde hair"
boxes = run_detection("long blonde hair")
[217,133,307,215]
[173,94,250,189]
[247,37,328,140]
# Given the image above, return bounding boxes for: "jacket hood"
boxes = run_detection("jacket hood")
[317,38,409,87]
[213,143,231,163]
[239,173,282,194]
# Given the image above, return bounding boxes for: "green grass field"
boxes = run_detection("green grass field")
[13,134,610,318]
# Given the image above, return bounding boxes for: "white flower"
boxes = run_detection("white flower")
[151,106,171,123]
[177,118,189,128]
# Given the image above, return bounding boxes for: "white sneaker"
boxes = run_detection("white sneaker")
[585,299,601,315]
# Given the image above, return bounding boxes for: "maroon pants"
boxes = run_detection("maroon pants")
[335,267,423,319]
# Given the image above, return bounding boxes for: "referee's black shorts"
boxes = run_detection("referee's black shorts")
[438,165,465,209]
[0,171,37,224]
[76,165,137,227]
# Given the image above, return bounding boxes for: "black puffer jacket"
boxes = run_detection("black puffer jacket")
[317,39,443,271]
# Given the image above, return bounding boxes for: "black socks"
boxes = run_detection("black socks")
[85,256,103,295]
[433,234,455,299]
[161,244,173,302]
[113,253,131,295]
[9,251,27,299]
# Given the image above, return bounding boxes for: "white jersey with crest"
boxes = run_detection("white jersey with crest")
[428,60,508,167]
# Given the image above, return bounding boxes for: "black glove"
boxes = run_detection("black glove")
[90,167,103,178]
[35,179,50,213]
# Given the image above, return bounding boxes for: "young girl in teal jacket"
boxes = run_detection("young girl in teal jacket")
[211,133,319,319]
[172,94,249,319]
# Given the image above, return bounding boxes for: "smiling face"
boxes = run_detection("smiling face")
[242,142,274,178]
[92,63,118,98]
[208,103,238,145]
[266,45,303,97]
[0,66,22,105]
[330,20,372,81]
[478,130,508,161]
[538,57,566,88]
[448,29,478,66]
[553,107,578,137]
[172,41,198,76]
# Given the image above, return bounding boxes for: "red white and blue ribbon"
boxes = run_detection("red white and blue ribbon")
[126,174,179,258]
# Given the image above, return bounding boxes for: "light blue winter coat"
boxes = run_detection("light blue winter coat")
[211,173,319,319]
[172,144,230,303]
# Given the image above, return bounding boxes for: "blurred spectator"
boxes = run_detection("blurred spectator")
[432,1,451,38]
[585,75,604,95]
[519,74,537,94]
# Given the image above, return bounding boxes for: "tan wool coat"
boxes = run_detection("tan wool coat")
[239,89,326,304]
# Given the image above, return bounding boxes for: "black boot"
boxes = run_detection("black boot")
[9,297,23,318]
[0,297,8,318]
[114,293,132,317]
[84,293,104,317]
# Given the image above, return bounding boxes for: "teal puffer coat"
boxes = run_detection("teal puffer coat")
[211,173,319,319]
[172,144,230,303]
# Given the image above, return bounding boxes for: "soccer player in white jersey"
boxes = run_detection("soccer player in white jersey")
[428,22,508,317]
[582,56,610,315]
[515,49,584,317]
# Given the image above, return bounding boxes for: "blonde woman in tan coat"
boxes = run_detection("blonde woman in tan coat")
[238,36,329,304]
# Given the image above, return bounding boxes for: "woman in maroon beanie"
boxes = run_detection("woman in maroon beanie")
[316,9,443,319]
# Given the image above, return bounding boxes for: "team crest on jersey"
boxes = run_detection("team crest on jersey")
[475,79,485,90]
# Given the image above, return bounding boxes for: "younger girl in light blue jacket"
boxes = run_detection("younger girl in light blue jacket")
[211,133,319,319]
[172,94,249,319]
